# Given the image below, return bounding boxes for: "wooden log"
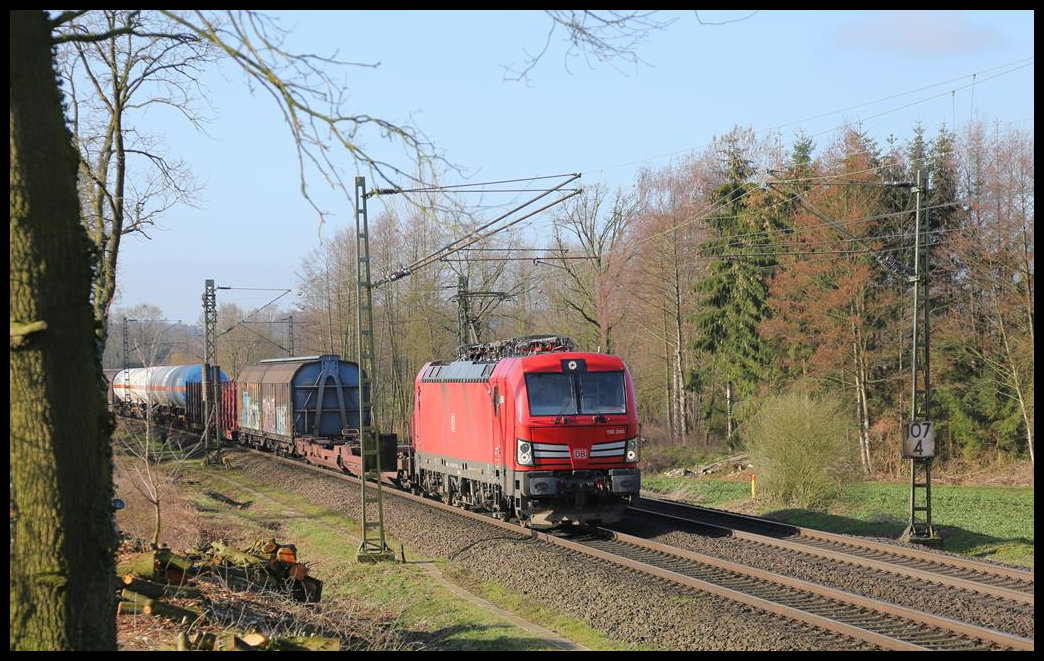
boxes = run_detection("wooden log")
[142,601,203,625]
[120,589,155,605]
[269,635,340,651]
[213,632,255,651]
[116,600,147,616]
[116,551,158,580]
[122,575,202,599]
[156,548,196,572]
[213,565,285,594]
[188,632,217,651]
[211,540,268,568]
[240,633,269,649]
[122,574,164,597]
[155,548,196,585]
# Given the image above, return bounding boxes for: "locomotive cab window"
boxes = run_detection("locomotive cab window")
[578,371,627,414]
[525,373,577,416]
[525,371,626,416]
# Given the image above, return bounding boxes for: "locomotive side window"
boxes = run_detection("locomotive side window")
[578,371,627,414]
[525,373,577,416]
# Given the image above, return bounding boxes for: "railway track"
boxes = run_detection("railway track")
[234,448,1033,651]
[627,497,1034,605]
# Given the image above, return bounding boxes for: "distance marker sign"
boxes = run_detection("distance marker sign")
[903,420,935,458]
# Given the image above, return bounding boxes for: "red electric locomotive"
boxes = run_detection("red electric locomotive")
[409,335,641,527]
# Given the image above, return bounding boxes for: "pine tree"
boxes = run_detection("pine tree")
[692,133,778,446]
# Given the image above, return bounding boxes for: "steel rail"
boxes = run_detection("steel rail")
[236,448,1032,651]
[626,503,1034,605]
[634,497,1034,593]
[588,528,1031,651]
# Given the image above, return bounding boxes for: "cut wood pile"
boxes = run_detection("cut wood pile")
[663,453,751,478]
[116,539,332,651]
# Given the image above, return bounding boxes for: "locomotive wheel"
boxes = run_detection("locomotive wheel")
[514,507,531,529]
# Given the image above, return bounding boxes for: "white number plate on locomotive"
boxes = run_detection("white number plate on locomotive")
[573,449,588,459]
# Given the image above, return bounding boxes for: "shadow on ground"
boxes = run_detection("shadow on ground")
[760,508,1034,560]
[400,623,566,651]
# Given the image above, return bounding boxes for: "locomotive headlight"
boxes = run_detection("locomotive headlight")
[625,437,639,463]
[516,439,534,466]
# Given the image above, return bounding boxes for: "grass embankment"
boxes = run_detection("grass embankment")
[642,475,1034,569]
[162,461,620,651]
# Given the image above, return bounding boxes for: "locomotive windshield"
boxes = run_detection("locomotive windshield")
[525,371,626,416]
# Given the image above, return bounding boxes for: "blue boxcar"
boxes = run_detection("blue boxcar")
[236,354,367,450]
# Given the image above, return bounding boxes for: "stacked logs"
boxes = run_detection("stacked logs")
[175,631,340,651]
[116,546,204,623]
[208,538,323,603]
[116,539,331,650]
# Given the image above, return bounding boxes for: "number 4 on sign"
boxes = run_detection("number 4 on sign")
[903,420,936,458]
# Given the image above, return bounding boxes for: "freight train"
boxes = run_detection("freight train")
[108,335,641,527]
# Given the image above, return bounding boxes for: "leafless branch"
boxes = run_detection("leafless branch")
[504,10,675,82]
[694,10,761,26]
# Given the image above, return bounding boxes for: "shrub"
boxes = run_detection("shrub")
[745,388,861,510]
[637,425,711,472]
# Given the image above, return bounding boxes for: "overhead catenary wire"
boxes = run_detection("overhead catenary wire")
[582,57,1032,180]
[369,173,581,287]
[216,288,293,338]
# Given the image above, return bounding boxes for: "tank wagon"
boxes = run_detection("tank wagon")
[111,364,229,428]
[410,335,641,527]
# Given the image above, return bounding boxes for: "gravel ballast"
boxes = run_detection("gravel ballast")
[612,513,1034,640]
[232,452,876,650]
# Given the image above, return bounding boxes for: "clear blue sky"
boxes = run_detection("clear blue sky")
[111,10,1034,324]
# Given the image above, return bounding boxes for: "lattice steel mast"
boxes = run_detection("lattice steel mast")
[355,177,395,562]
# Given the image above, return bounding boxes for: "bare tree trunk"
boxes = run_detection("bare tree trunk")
[995,294,1034,466]
[662,306,675,442]
[725,380,734,448]
[850,312,872,474]
[852,341,872,474]
[858,367,873,473]
[672,269,688,443]
[10,10,117,649]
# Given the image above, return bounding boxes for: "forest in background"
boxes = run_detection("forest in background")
[105,121,1034,476]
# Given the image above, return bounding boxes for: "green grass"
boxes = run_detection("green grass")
[642,475,752,506]
[182,464,617,650]
[642,477,1034,569]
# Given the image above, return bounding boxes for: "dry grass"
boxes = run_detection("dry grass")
[114,552,413,651]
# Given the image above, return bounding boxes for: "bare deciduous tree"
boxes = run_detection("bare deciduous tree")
[116,308,205,549]
[547,185,638,353]
[56,10,213,342]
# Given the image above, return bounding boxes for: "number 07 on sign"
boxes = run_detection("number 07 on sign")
[903,420,935,458]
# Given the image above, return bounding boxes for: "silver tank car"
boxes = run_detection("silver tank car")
[112,364,223,409]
